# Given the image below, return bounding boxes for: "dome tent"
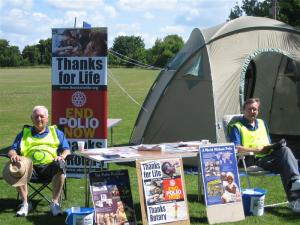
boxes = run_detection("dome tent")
[130,16,300,146]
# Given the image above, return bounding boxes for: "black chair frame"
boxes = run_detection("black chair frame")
[1,153,68,206]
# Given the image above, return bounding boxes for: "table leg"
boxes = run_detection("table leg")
[110,127,113,146]
[84,157,88,207]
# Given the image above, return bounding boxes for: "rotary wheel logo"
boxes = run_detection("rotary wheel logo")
[72,91,87,107]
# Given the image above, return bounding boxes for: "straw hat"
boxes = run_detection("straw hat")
[2,156,33,187]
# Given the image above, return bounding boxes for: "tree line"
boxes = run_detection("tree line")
[0,35,184,68]
[1,0,299,68]
[229,0,300,28]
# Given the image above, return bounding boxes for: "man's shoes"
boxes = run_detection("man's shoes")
[16,202,32,217]
[50,202,62,216]
[289,199,300,213]
[291,180,300,191]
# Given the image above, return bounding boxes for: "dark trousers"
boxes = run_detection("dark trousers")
[256,146,300,201]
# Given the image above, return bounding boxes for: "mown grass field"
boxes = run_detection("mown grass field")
[0,67,299,225]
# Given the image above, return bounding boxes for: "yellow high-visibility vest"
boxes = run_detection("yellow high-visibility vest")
[233,119,270,158]
[20,125,60,165]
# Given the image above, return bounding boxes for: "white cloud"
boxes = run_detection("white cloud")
[160,25,185,35]
[144,12,154,20]
[0,8,63,50]
[8,0,33,10]
[117,0,178,11]
[64,10,88,25]
[0,0,246,51]
[104,5,117,18]
[45,0,104,10]
[114,23,141,33]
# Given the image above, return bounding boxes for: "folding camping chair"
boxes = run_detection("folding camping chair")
[222,114,271,188]
[1,153,68,208]
[222,114,289,207]
[26,160,68,205]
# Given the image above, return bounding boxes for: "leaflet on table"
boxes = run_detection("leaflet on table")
[199,144,242,206]
[131,144,164,151]
[131,142,200,153]
[163,143,200,153]
[84,148,141,159]
[89,170,136,225]
[140,158,188,225]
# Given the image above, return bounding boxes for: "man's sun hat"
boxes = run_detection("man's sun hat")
[2,156,33,187]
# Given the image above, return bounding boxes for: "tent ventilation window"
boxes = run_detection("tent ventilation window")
[183,54,203,79]
[244,60,256,101]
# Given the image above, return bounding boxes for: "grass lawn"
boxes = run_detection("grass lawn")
[0,67,300,225]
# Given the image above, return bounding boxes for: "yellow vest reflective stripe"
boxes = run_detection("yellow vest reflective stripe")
[234,119,270,158]
[20,125,60,165]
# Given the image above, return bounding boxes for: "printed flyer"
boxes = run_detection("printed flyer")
[89,170,136,225]
[140,158,188,225]
[199,144,242,206]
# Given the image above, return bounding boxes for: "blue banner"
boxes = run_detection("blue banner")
[199,144,242,206]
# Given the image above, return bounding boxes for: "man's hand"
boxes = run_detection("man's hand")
[54,149,71,162]
[8,150,21,162]
[54,156,65,161]
[260,145,273,154]
[236,145,272,154]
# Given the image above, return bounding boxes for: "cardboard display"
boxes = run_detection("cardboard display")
[89,170,136,225]
[136,158,190,225]
[199,143,245,224]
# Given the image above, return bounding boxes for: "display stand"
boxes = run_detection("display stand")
[136,158,190,225]
[199,143,245,224]
[89,170,136,225]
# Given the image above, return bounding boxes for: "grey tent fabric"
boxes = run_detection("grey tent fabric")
[130,16,300,145]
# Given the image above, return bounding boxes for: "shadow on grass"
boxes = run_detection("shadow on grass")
[265,206,300,221]
[190,216,208,224]
[26,212,66,225]
[187,193,204,203]
[0,198,20,213]
[133,202,142,224]
[0,198,66,224]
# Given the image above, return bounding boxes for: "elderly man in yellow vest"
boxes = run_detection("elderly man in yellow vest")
[229,98,300,212]
[6,105,71,216]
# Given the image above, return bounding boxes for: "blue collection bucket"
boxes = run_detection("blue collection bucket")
[65,207,94,225]
[242,188,266,216]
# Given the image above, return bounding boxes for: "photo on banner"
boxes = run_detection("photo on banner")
[136,158,190,225]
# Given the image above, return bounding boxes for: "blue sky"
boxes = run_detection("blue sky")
[0,0,242,50]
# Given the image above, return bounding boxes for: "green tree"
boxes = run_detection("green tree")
[37,38,52,65]
[229,2,243,20]
[0,39,23,67]
[278,0,300,27]
[241,0,272,17]
[111,36,146,67]
[228,0,300,28]
[148,35,184,68]
[22,45,41,65]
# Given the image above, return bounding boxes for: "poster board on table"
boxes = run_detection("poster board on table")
[199,143,245,224]
[136,158,190,225]
[51,27,108,176]
[89,170,136,225]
